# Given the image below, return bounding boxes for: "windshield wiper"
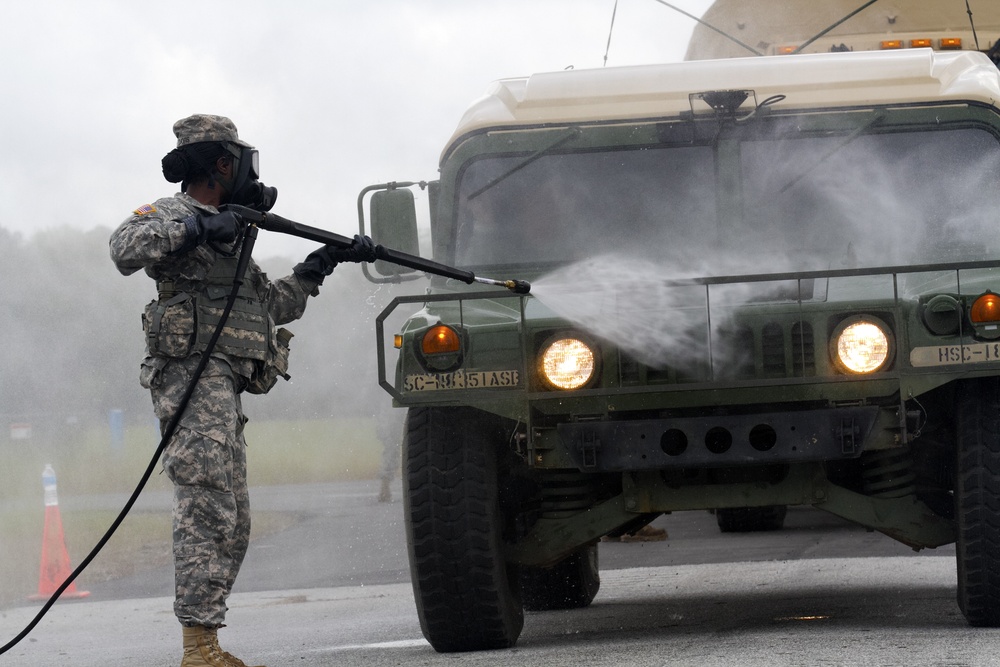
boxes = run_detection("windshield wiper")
[776,112,884,194]
[466,128,581,200]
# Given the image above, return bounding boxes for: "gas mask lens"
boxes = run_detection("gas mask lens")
[229,145,277,211]
[250,149,260,179]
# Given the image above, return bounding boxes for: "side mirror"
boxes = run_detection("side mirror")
[370,188,419,277]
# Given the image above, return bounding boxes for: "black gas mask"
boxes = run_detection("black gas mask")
[225,144,278,212]
[163,142,278,212]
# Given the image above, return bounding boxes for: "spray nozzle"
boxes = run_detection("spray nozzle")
[504,280,532,294]
[473,276,532,294]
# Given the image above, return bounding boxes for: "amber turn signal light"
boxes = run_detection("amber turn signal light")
[970,293,1000,324]
[422,325,461,355]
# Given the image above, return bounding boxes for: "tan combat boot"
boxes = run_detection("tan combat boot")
[181,626,266,667]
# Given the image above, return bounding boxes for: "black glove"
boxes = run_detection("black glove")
[329,235,378,264]
[180,210,241,249]
[293,246,338,285]
[292,236,378,285]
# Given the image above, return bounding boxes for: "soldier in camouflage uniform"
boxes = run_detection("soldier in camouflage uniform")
[110,114,376,667]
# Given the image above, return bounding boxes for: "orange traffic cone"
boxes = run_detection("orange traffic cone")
[28,465,89,601]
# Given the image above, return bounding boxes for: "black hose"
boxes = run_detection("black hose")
[0,226,259,655]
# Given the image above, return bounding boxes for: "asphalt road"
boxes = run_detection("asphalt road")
[0,480,977,666]
[80,479,950,601]
[0,556,983,666]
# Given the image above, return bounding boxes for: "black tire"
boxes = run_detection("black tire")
[520,544,600,612]
[955,378,1000,627]
[403,407,523,652]
[716,505,788,533]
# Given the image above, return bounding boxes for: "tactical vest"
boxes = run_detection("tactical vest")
[143,256,292,393]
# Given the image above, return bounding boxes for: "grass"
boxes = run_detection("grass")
[0,416,389,609]
[242,418,384,485]
[0,417,384,500]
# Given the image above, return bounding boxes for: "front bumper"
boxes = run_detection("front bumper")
[558,406,880,471]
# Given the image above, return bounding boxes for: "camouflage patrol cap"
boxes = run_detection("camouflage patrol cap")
[172,114,253,149]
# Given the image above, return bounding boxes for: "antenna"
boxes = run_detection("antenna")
[791,0,881,54]
[603,0,619,67]
[966,0,981,51]
[650,0,763,57]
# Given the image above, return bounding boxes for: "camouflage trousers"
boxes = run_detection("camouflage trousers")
[141,354,251,628]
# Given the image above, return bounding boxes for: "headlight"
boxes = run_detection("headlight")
[831,316,893,374]
[539,337,596,390]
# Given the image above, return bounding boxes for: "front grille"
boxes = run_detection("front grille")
[761,323,785,377]
[620,320,818,385]
[791,322,816,377]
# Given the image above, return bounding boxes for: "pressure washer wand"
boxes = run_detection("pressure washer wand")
[228,205,531,294]
[472,276,532,294]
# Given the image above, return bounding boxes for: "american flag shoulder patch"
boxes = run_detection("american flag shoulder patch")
[133,204,157,216]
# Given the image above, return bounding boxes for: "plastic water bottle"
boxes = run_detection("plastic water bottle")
[42,464,58,507]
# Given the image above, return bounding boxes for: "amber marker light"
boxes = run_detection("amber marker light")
[970,292,1000,324]
[910,38,932,48]
[940,37,962,50]
[776,45,798,55]
[880,39,903,49]
[417,324,464,373]
[422,325,461,355]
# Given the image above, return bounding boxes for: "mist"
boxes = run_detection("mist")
[526,124,1000,370]
[532,254,801,372]
[0,223,421,607]
[0,226,408,434]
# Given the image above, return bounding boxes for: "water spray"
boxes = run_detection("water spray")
[228,205,531,295]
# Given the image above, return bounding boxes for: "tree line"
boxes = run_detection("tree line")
[0,225,405,438]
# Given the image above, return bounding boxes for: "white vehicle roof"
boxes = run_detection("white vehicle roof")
[445,49,1000,159]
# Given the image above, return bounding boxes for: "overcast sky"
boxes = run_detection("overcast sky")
[0,0,711,259]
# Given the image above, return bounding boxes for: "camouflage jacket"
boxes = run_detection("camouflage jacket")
[109,193,317,380]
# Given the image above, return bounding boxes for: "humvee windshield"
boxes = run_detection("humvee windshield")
[455,120,1000,274]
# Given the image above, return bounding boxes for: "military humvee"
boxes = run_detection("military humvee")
[361,43,1000,651]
